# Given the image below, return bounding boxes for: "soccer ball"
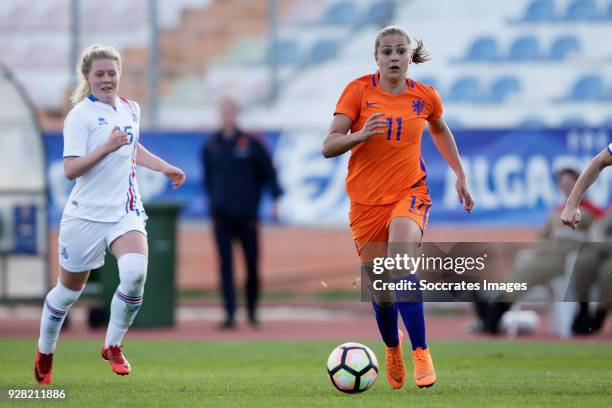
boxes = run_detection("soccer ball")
[326,342,379,393]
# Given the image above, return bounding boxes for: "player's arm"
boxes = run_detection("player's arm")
[427,116,474,213]
[64,126,129,180]
[322,113,387,158]
[136,143,186,190]
[561,148,612,229]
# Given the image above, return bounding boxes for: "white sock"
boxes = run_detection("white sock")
[104,253,148,348]
[38,281,83,354]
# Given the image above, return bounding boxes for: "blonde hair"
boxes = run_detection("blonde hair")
[69,44,122,105]
[374,25,431,64]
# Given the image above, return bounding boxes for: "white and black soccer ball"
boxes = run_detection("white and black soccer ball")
[326,342,379,393]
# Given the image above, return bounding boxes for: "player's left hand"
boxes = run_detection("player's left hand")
[456,177,474,214]
[163,164,186,190]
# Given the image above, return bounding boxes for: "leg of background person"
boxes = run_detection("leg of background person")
[239,218,260,325]
[591,255,612,332]
[570,244,603,333]
[486,245,568,334]
[105,231,148,347]
[38,269,89,354]
[214,216,236,325]
[572,244,602,302]
[388,217,426,350]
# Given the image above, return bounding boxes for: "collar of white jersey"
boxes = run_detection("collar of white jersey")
[87,94,120,111]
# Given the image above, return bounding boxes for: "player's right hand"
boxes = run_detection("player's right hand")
[561,205,581,230]
[105,126,130,153]
[353,113,388,143]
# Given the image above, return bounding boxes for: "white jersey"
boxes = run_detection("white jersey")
[62,95,144,222]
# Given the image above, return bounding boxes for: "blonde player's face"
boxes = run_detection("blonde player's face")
[87,58,120,105]
[376,34,410,82]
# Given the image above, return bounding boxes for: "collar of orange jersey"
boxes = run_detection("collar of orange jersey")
[371,72,415,90]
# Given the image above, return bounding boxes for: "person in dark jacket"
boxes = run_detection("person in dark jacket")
[202,98,282,329]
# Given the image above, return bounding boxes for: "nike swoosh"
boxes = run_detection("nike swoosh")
[365,101,378,106]
[34,366,46,383]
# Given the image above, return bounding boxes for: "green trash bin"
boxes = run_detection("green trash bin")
[89,203,182,328]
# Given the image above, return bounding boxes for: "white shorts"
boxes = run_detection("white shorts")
[58,212,147,272]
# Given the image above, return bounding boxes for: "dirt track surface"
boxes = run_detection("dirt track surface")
[2,301,609,343]
[48,225,539,292]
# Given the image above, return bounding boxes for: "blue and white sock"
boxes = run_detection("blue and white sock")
[104,253,147,348]
[38,281,83,354]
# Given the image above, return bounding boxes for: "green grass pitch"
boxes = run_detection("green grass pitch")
[1,339,611,407]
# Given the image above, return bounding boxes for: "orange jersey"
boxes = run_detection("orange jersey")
[335,72,443,205]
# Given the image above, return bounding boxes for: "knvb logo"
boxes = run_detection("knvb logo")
[412,99,424,116]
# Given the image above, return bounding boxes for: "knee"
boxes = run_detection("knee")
[118,253,148,288]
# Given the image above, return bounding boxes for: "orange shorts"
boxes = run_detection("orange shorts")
[349,181,431,261]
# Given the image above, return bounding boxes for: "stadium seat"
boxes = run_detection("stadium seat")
[548,36,581,61]
[361,0,394,26]
[508,36,540,61]
[448,76,481,102]
[607,1,612,19]
[273,39,301,65]
[488,76,521,102]
[564,0,598,21]
[308,39,339,63]
[322,1,357,25]
[465,36,499,61]
[568,74,605,101]
[521,0,556,21]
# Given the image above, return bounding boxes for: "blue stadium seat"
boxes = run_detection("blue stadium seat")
[448,76,481,102]
[274,39,301,65]
[561,117,588,128]
[322,2,357,25]
[522,0,556,21]
[568,74,605,100]
[564,0,598,20]
[508,36,540,61]
[548,36,581,61]
[465,36,498,61]
[362,0,394,26]
[308,39,338,63]
[488,76,521,102]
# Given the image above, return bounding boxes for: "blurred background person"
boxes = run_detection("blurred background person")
[202,98,283,329]
[473,168,604,335]
[560,144,612,334]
